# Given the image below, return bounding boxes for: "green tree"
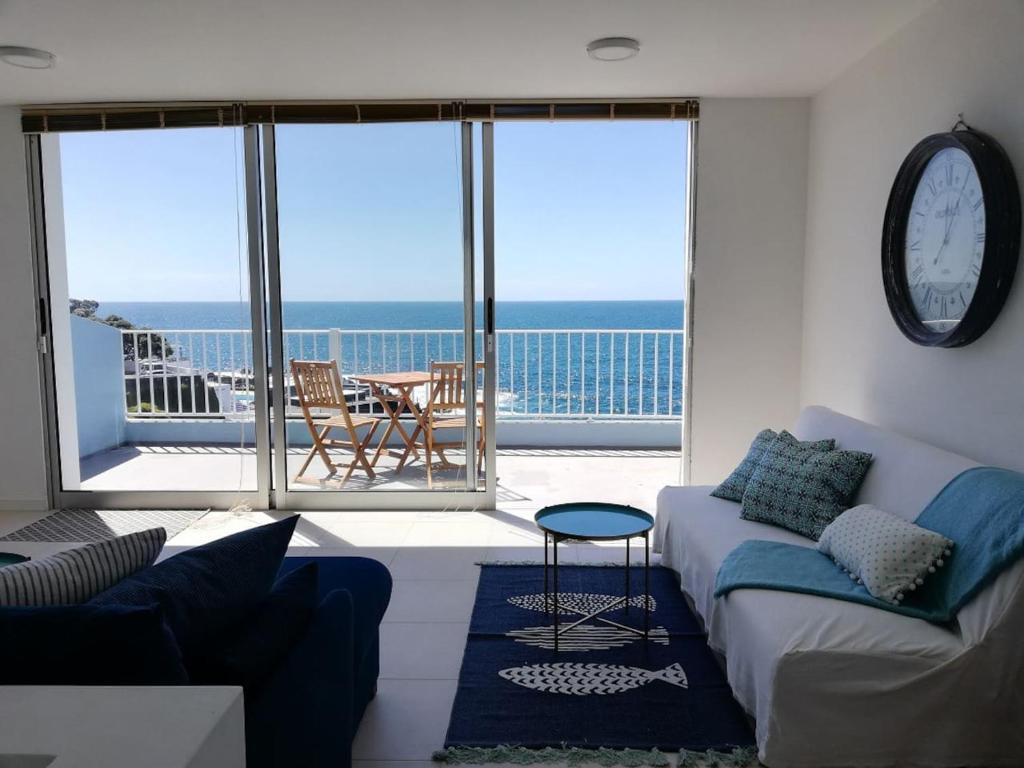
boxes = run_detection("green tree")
[69,298,172,360]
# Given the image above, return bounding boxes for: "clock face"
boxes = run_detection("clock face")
[904,146,986,332]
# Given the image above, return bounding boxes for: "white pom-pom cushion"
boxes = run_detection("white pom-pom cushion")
[818,504,953,605]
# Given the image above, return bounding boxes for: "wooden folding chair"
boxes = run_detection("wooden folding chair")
[290,359,381,486]
[421,361,486,489]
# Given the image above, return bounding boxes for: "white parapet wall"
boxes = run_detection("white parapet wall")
[123,417,682,449]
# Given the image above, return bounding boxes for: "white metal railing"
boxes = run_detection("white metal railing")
[120,328,684,420]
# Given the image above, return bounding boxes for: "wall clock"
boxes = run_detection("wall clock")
[882,125,1021,347]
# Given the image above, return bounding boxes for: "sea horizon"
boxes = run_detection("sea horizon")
[94,299,685,332]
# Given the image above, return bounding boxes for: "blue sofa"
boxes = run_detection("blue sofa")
[244,556,392,768]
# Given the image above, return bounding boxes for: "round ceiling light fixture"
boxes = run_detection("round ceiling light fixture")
[586,37,640,62]
[0,46,57,69]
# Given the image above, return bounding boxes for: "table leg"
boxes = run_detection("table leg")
[644,531,650,639]
[543,532,549,615]
[553,536,559,652]
[395,386,428,470]
[368,384,401,467]
[625,537,630,614]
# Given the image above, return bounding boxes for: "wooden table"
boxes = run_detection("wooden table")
[351,371,433,470]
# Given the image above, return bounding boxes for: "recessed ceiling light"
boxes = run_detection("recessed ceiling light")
[586,37,640,62]
[0,46,57,70]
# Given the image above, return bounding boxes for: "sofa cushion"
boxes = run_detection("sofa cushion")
[819,504,953,604]
[195,561,319,691]
[0,528,166,606]
[657,485,959,655]
[91,516,298,664]
[741,430,873,539]
[711,429,835,502]
[278,556,393,678]
[0,602,188,685]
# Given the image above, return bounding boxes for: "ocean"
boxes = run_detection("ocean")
[96,301,684,417]
[95,300,683,332]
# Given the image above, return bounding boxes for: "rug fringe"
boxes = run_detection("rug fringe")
[432,746,759,767]
[677,747,760,767]
[476,561,650,568]
[432,745,670,766]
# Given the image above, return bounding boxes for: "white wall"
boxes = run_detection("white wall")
[802,0,1024,472]
[71,315,126,459]
[688,98,810,485]
[0,107,48,510]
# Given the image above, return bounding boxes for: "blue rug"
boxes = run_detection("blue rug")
[443,565,755,753]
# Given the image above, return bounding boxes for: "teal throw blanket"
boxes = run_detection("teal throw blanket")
[714,467,1024,623]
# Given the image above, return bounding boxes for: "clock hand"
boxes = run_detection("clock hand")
[945,173,972,241]
[935,176,971,264]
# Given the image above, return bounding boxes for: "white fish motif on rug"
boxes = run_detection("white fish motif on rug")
[507,624,670,651]
[499,662,688,696]
[507,592,658,616]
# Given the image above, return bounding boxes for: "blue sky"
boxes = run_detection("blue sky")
[59,120,687,302]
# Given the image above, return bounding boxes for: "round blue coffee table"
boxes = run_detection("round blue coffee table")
[534,502,655,651]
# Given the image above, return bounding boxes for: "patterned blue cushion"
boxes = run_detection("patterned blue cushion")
[0,528,166,606]
[711,429,835,502]
[741,431,873,540]
[819,505,953,604]
[0,602,188,685]
[91,516,298,664]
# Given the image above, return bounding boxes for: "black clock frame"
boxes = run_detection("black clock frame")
[882,128,1021,348]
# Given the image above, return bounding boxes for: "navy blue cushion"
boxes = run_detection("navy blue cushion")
[195,561,319,690]
[278,556,392,673]
[91,516,298,664]
[0,603,188,685]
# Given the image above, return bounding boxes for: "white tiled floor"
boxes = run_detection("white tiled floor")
[0,451,682,767]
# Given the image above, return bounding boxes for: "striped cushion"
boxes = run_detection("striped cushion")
[0,528,166,606]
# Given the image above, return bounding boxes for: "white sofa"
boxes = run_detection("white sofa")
[654,406,1024,768]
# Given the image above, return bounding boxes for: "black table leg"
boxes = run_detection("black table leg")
[543,531,549,615]
[625,537,630,613]
[553,536,560,651]
[644,531,650,638]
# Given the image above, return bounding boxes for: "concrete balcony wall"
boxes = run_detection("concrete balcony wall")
[70,315,127,458]
[122,416,681,450]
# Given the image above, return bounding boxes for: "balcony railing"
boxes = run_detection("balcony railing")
[121,328,685,420]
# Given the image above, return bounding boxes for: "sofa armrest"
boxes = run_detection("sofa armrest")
[245,589,356,768]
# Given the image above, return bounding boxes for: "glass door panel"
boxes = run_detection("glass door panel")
[41,127,257,497]
[268,122,489,503]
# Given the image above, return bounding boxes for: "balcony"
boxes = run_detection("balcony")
[65,318,684,495]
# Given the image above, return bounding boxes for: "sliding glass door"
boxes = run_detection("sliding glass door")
[32,127,261,508]
[259,122,495,508]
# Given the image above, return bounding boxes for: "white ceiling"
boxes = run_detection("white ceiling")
[0,0,934,106]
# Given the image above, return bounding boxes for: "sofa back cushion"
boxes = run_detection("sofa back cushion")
[192,561,319,691]
[91,516,298,666]
[793,406,978,521]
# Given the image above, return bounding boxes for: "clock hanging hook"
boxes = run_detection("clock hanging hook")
[951,113,972,132]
